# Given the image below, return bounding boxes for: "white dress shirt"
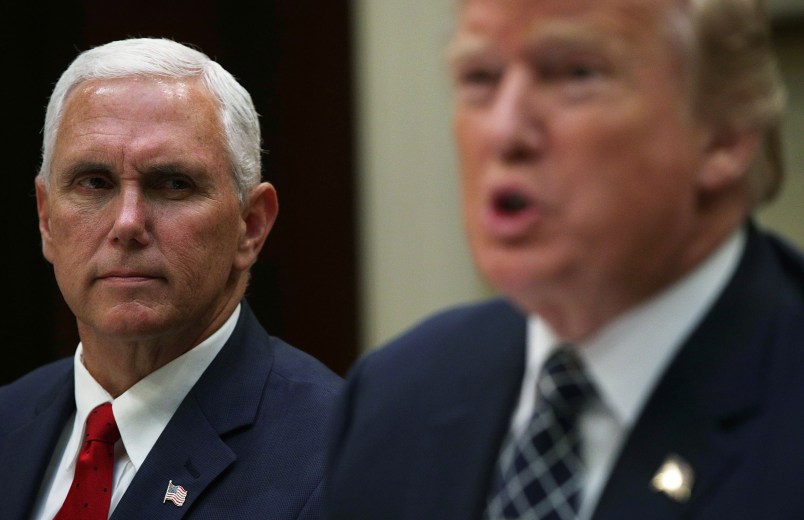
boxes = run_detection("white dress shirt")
[32,304,241,520]
[506,229,745,520]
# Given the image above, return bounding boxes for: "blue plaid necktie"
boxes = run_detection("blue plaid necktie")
[484,346,596,520]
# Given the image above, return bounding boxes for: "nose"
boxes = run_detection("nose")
[110,184,151,246]
[488,67,544,162]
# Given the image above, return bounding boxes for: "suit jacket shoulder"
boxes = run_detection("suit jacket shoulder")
[111,300,343,519]
[1,300,343,520]
[327,298,528,520]
[327,224,804,520]
[0,357,75,519]
[593,225,804,519]
[356,298,525,378]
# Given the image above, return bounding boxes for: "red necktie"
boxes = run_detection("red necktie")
[54,402,120,520]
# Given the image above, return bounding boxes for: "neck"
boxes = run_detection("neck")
[78,295,242,397]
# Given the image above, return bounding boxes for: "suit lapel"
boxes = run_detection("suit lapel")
[592,225,785,520]
[110,397,238,519]
[0,367,74,520]
[111,302,274,519]
[409,300,528,519]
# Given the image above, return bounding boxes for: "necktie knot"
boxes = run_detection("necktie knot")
[537,346,595,417]
[85,402,120,445]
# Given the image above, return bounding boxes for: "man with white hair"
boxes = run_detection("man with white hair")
[0,37,341,519]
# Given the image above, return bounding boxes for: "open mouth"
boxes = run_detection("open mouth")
[483,186,541,239]
[493,191,532,215]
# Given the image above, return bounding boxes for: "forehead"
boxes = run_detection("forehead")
[59,76,221,135]
[55,76,225,153]
[450,0,676,57]
[53,76,229,177]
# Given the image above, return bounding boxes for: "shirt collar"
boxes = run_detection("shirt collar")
[527,228,745,428]
[72,304,241,470]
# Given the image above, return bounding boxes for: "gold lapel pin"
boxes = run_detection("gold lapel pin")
[650,454,694,503]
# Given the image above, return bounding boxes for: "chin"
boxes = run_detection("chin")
[477,249,535,294]
[98,303,171,334]
[476,244,568,309]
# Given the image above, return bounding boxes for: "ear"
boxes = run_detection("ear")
[35,178,55,264]
[233,182,279,272]
[697,127,760,194]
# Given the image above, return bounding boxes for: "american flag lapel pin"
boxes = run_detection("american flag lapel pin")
[163,480,188,507]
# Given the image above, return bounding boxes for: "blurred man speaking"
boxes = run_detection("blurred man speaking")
[326,0,804,519]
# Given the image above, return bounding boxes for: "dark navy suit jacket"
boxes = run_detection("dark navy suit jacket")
[0,300,343,519]
[326,224,804,519]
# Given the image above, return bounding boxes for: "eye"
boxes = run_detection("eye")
[151,175,197,200]
[161,178,192,191]
[453,63,503,105]
[459,66,501,87]
[76,175,113,190]
[540,61,600,82]
[537,51,608,87]
[566,64,598,81]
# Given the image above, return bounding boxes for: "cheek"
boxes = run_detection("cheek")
[459,174,485,251]
[166,212,242,276]
[555,108,698,211]
[47,207,105,262]
[455,118,487,216]
[455,114,487,167]
[558,134,700,271]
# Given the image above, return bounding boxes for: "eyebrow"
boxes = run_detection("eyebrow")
[445,34,494,68]
[447,25,619,69]
[56,160,112,181]
[144,162,202,176]
[55,158,209,183]
[446,22,606,60]
[528,23,618,52]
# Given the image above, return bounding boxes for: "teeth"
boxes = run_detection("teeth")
[497,193,529,213]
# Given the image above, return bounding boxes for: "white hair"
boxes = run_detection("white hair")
[38,37,262,205]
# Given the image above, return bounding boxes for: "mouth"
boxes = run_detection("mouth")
[493,191,533,215]
[481,186,541,240]
[97,269,163,284]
